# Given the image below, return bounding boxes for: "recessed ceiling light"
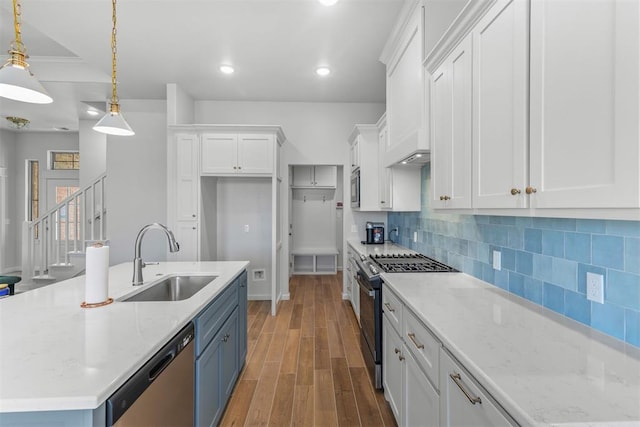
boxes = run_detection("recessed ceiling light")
[220,65,235,74]
[316,66,331,77]
[87,109,99,116]
[318,0,338,6]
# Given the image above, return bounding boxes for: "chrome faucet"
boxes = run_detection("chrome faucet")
[132,223,180,286]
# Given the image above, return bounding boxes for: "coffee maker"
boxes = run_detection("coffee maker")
[365,222,385,244]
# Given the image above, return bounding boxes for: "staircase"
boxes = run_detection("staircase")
[21,173,107,285]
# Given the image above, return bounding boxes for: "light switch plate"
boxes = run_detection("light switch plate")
[587,272,604,304]
[493,250,501,271]
[413,231,418,243]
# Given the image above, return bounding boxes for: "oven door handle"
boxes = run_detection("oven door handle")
[356,274,376,299]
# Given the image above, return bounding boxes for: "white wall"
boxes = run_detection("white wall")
[0,130,18,272]
[214,177,272,299]
[106,100,168,266]
[79,120,107,188]
[195,101,385,298]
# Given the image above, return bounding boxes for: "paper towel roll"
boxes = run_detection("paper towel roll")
[85,244,109,304]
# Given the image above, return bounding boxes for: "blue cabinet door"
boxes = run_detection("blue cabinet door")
[195,307,239,427]
[238,271,248,365]
[221,307,239,403]
[195,331,222,427]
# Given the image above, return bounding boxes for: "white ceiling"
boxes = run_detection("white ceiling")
[0,0,404,132]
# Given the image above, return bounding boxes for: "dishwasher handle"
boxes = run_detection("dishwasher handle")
[148,350,175,382]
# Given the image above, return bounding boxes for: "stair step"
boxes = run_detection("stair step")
[32,275,57,282]
[49,263,75,269]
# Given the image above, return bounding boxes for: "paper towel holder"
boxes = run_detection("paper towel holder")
[81,242,114,308]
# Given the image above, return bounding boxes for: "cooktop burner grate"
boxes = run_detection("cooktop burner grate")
[369,253,457,273]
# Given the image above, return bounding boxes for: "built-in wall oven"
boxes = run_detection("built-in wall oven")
[350,169,360,208]
[355,253,458,390]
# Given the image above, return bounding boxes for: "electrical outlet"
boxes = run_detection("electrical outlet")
[413,231,418,243]
[493,250,501,271]
[351,225,357,233]
[586,272,604,304]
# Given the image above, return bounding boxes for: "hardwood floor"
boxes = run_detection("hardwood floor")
[220,273,397,427]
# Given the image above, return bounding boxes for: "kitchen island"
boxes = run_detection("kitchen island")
[0,261,248,426]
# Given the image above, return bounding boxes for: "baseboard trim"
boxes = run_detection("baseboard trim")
[1,266,21,275]
[248,294,271,301]
[342,292,350,300]
[281,293,290,300]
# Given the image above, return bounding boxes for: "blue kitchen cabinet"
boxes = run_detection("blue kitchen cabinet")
[194,271,247,427]
[238,270,248,365]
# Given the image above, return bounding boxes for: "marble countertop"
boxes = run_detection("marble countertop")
[381,272,640,427]
[0,261,248,413]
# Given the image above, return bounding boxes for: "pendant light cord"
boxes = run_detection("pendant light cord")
[12,0,24,53]
[110,0,118,105]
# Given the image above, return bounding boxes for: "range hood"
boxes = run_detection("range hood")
[397,151,430,165]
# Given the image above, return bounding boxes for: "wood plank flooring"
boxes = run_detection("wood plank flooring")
[220,273,397,427]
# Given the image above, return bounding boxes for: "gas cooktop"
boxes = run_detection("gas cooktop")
[369,253,458,273]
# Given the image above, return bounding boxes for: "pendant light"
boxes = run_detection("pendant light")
[0,0,53,104]
[93,0,134,136]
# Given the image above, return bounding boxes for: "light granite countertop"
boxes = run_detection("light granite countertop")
[381,272,640,427]
[0,261,248,413]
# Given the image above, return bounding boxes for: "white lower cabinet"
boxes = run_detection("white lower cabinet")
[383,315,403,422]
[440,349,516,427]
[174,221,199,261]
[383,292,440,427]
[405,346,440,427]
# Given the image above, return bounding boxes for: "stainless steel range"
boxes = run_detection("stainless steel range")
[355,252,457,390]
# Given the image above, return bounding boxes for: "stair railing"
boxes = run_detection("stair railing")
[22,173,107,282]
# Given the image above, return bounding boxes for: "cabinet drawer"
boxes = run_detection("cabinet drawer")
[440,349,516,427]
[195,280,238,356]
[382,284,403,334]
[404,308,441,391]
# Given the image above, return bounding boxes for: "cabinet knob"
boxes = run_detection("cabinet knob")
[233,166,237,169]
[394,348,401,354]
[440,195,451,201]
[525,186,537,195]
[381,201,386,204]
[192,227,196,230]
[510,188,521,195]
[238,166,242,170]
[192,214,196,218]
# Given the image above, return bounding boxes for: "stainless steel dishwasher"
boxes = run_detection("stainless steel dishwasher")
[106,323,194,427]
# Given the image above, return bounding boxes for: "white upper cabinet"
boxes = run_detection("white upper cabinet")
[349,125,381,211]
[529,0,640,209]
[292,165,337,188]
[350,138,360,172]
[431,35,472,209]
[201,133,274,175]
[176,133,200,222]
[472,0,529,209]
[378,121,393,210]
[381,2,428,166]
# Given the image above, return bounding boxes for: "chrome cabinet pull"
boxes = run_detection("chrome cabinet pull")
[450,373,482,405]
[384,302,395,312]
[222,333,230,343]
[407,333,424,349]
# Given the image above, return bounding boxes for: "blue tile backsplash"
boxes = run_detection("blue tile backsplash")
[388,164,640,347]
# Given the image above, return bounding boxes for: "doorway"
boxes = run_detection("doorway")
[288,165,343,275]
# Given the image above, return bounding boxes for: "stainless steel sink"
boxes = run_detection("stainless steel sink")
[122,275,217,302]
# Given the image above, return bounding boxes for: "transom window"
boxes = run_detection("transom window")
[49,151,80,170]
